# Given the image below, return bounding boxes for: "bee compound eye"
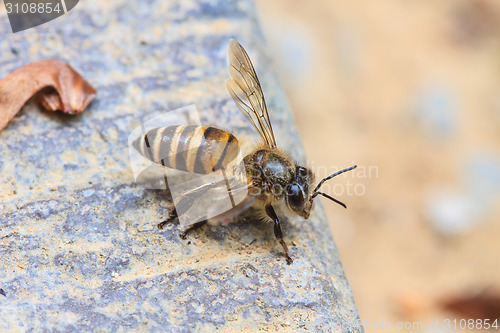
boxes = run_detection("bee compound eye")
[287,184,299,195]
[287,184,304,209]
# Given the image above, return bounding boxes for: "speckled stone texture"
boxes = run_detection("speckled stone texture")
[0,1,363,331]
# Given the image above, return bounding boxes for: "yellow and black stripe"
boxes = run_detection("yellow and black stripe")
[134,125,239,174]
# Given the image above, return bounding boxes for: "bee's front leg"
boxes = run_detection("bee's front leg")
[265,205,293,265]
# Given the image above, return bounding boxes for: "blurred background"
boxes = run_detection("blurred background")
[255,0,500,331]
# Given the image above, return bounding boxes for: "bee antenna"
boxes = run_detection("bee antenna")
[311,191,347,208]
[312,165,357,193]
[311,165,357,208]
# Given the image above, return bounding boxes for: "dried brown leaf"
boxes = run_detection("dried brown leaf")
[0,59,96,131]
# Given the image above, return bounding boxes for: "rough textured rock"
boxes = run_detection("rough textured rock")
[0,0,363,331]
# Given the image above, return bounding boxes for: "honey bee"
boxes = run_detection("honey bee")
[134,39,356,264]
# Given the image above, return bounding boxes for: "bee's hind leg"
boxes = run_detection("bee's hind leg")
[180,220,208,239]
[158,184,210,230]
[158,205,207,239]
[157,207,178,230]
[265,205,293,265]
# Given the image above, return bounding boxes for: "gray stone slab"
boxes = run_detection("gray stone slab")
[0,0,363,331]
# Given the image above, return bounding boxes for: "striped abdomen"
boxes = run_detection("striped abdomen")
[134,125,239,174]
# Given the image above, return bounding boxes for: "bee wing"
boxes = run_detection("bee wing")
[206,185,263,225]
[170,160,251,228]
[227,39,277,148]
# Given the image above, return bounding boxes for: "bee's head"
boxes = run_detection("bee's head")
[286,165,358,219]
[285,166,314,219]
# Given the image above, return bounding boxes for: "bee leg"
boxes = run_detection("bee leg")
[158,207,178,230]
[180,220,207,240]
[157,182,215,230]
[265,205,293,265]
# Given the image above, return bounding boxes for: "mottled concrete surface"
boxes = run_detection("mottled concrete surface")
[0,1,363,331]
